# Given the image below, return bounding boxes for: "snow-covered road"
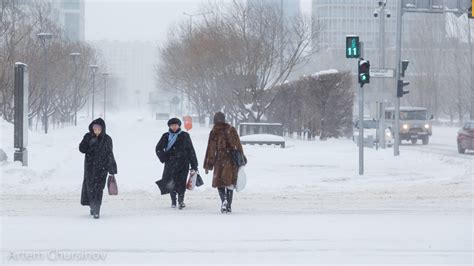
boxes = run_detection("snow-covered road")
[1,113,472,265]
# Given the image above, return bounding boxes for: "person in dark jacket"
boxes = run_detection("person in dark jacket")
[79,118,117,219]
[204,112,246,213]
[156,118,198,209]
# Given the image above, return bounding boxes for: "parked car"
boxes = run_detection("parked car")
[457,121,474,154]
[353,119,393,148]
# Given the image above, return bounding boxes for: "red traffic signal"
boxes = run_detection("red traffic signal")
[358,60,370,85]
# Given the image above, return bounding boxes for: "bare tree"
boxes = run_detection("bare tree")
[156,0,315,122]
[0,0,103,130]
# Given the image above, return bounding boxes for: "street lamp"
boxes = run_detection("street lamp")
[70,52,81,126]
[182,11,212,115]
[182,11,212,36]
[102,72,109,120]
[90,65,98,119]
[37,32,52,134]
[373,0,391,149]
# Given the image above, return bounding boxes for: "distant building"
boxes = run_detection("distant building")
[311,0,447,67]
[311,0,397,54]
[58,0,85,42]
[44,0,86,42]
[89,40,159,111]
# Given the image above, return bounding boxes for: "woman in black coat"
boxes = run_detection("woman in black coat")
[79,118,117,219]
[156,118,198,209]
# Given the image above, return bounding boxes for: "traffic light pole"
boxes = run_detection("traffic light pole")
[359,82,364,175]
[394,0,403,156]
[378,2,386,149]
[469,17,474,121]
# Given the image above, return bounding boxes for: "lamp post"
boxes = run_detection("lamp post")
[37,32,52,134]
[102,72,109,120]
[182,11,212,115]
[90,65,98,119]
[373,0,391,149]
[70,52,81,126]
[469,17,473,121]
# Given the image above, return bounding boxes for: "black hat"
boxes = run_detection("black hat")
[167,118,182,127]
[214,112,225,124]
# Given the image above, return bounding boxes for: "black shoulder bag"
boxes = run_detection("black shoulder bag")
[223,128,247,167]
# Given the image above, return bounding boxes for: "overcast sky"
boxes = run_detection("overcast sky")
[85,0,311,43]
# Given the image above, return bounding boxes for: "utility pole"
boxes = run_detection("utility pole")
[70,52,80,126]
[469,16,474,120]
[103,73,109,120]
[37,33,52,134]
[182,11,212,116]
[90,65,98,119]
[374,0,391,149]
[394,0,403,156]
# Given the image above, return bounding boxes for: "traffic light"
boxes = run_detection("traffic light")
[397,80,410,98]
[346,36,360,58]
[469,6,473,19]
[358,59,370,85]
[401,60,409,77]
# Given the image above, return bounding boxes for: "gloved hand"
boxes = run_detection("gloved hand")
[89,136,98,145]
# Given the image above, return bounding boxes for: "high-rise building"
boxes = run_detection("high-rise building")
[58,0,85,42]
[22,0,86,42]
[311,0,447,64]
[312,0,397,53]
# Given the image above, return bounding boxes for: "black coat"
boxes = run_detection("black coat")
[155,129,198,194]
[79,118,117,206]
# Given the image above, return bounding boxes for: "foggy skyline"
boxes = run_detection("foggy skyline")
[85,0,311,42]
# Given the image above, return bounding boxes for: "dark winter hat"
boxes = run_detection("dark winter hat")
[167,118,182,127]
[213,112,226,124]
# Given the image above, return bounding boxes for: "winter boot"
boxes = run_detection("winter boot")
[90,206,94,216]
[170,191,177,208]
[226,189,233,213]
[178,193,186,210]
[93,205,101,219]
[218,188,227,213]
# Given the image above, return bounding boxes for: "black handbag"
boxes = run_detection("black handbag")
[223,128,247,167]
[155,178,175,195]
[195,174,204,187]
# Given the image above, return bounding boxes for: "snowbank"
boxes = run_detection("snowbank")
[240,134,285,142]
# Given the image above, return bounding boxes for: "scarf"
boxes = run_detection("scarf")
[166,129,183,151]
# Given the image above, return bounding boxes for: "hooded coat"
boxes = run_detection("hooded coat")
[155,129,198,194]
[204,123,245,188]
[79,118,117,206]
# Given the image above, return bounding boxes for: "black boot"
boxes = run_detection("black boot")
[226,189,233,213]
[170,191,177,208]
[90,206,94,216]
[218,188,227,213]
[178,193,185,210]
[93,204,101,219]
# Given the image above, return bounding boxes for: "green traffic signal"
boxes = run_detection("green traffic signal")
[346,36,360,58]
[358,59,370,85]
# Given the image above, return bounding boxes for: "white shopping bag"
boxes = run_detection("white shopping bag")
[186,172,197,190]
[236,166,247,192]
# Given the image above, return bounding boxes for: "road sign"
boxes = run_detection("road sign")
[369,68,394,78]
